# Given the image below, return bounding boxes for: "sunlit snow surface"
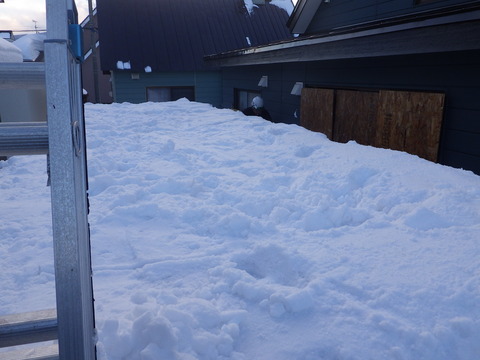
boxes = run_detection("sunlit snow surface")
[1,100,479,359]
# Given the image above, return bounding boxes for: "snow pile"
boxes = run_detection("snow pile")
[0,33,46,63]
[1,100,480,359]
[244,0,258,14]
[116,60,131,70]
[270,0,295,14]
[244,0,294,15]
[13,34,46,61]
[0,38,23,62]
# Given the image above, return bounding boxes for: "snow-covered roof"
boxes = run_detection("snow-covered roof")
[13,33,46,62]
[97,0,294,72]
[0,37,23,62]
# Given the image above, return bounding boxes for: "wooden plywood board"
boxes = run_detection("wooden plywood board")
[300,87,334,138]
[376,90,445,162]
[334,90,378,146]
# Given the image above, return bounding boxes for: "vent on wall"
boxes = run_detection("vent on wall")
[291,82,303,95]
[258,76,268,87]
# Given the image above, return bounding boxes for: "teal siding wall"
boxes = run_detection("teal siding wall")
[112,71,222,107]
[194,71,222,106]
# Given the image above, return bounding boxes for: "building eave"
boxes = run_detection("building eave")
[205,5,480,67]
[286,0,323,34]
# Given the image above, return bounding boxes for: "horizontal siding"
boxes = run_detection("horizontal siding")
[112,71,222,107]
[443,129,480,155]
[221,64,303,125]
[221,49,480,173]
[305,0,477,34]
[306,52,480,173]
[221,66,268,108]
[195,72,222,107]
[445,108,480,133]
[442,149,480,173]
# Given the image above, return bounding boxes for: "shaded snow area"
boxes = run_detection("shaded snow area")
[1,100,480,359]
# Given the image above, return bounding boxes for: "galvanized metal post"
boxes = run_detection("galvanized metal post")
[44,0,96,359]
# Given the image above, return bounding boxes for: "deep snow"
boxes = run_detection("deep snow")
[1,100,479,359]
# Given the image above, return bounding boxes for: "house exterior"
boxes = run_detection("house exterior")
[95,0,293,107]
[0,36,47,124]
[207,0,480,175]
[81,9,113,103]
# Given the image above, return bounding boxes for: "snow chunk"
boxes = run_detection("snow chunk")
[243,0,256,14]
[404,207,450,230]
[244,0,294,15]
[116,60,131,70]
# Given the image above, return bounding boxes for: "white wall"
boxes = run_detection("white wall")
[0,89,47,123]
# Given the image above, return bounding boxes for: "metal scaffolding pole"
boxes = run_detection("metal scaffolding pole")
[44,0,97,358]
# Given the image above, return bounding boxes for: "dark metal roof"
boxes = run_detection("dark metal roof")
[286,0,322,35]
[205,3,480,66]
[96,0,293,72]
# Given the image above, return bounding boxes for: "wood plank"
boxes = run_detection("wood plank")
[0,309,57,348]
[0,344,58,360]
[300,87,334,138]
[375,90,444,162]
[334,89,378,145]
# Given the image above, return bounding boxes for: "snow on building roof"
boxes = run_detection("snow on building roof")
[0,37,23,62]
[97,0,293,72]
[13,33,46,62]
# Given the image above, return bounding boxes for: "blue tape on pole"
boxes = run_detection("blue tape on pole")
[68,24,84,62]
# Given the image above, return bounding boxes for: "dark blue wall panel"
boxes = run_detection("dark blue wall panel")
[305,0,476,34]
[221,49,480,174]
